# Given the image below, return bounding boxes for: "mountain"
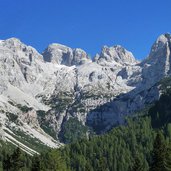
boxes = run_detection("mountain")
[0,33,171,153]
[42,43,91,66]
[1,76,171,171]
[59,78,171,171]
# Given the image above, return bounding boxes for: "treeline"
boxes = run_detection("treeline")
[1,77,171,171]
[2,124,171,171]
[61,119,171,171]
[0,147,68,171]
[2,147,31,171]
[58,83,171,171]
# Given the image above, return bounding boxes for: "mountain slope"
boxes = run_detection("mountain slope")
[0,33,171,150]
[59,76,171,171]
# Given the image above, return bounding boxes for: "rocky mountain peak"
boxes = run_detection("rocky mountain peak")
[42,43,91,66]
[141,33,171,88]
[95,45,138,66]
[1,33,171,149]
[72,48,91,65]
[42,43,72,64]
[1,38,24,52]
[150,33,171,55]
[0,37,43,62]
[3,37,21,45]
[145,33,171,64]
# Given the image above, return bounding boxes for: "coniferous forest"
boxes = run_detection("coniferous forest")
[1,78,171,171]
[1,0,171,170]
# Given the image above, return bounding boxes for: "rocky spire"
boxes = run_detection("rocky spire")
[141,33,171,88]
[150,33,171,56]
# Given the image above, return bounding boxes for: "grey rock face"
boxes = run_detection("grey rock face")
[0,33,170,144]
[95,45,138,66]
[86,33,171,132]
[42,43,91,66]
[141,33,171,88]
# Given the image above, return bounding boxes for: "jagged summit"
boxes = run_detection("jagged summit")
[42,43,72,64]
[144,33,171,64]
[42,41,139,67]
[0,37,43,61]
[95,45,138,66]
[0,33,171,150]
[138,33,171,90]
[150,33,171,54]
[1,37,139,67]
[4,37,22,43]
[42,43,91,66]
[0,37,23,50]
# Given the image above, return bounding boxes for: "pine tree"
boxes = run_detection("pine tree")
[3,154,11,171]
[10,147,24,171]
[31,155,40,171]
[150,132,166,171]
[2,147,24,171]
[130,155,144,171]
[164,145,171,171]
[40,150,68,171]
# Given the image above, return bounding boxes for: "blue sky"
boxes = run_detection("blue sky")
[0,0,170,59]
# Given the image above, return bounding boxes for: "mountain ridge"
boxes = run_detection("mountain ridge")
[0,33,171,153]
